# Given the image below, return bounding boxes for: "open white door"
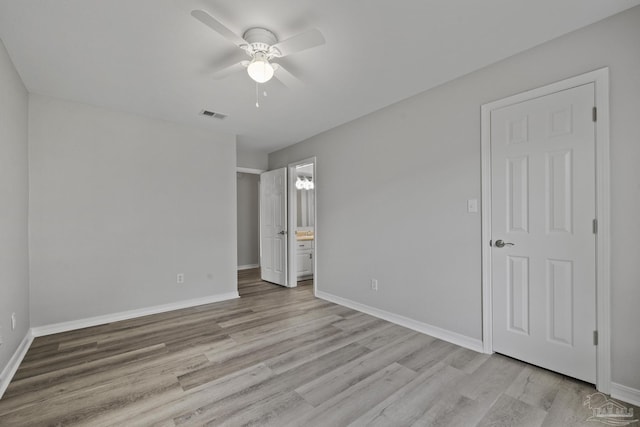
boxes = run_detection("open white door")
[490,83,596,383]
[260,168,288,286]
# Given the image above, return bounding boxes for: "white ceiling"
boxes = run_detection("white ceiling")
[1,0,638,154]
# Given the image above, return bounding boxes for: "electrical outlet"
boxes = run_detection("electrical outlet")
[11,313,16,330]
[371,279,378,291]
[177,273,184,284]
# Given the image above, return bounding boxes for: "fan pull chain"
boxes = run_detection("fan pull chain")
[255,82,259,108]
[255,84,268,108]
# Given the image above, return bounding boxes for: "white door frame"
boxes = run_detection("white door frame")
[237,167,266,174]
[287,157,317,293]
[480,68,611,393]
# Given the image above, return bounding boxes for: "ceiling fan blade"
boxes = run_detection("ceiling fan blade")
[272,28,325,57]
[272,63,303,89]
[212,61,247,79]
[191,9,247,47]
[208,49,248,74]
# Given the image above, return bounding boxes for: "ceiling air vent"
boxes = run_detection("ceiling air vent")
[200,109,227,120]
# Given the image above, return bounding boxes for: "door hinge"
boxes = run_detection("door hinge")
[593,219,598,234]
[592,106,597,122]
[593,330,598,346]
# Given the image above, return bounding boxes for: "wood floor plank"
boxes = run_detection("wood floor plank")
[219,305,325,334]
[355,323,415,350]
[444,347,491,375]
[227,309,346,343]
[216,391,314,427]
[505,365,563,411]
[541,378,606,427]
[455,353,526,405]
[3,343,168,399]
[331,312,382,331]
[94,364,275,427]
[476,394,548,427]
[295,332,427,406]
[0,351,209,417]
[204,321,341,365]
[265,319,392,374]
[294,362,417,427]
[412,392,489,427]
[172,342,371,425]
[16,341,99,372]
[177,324,341,391]
[1,372,182,426]
[56,309,227,351]
[349,362,466,426]
[396,337,456,373]
[216,298,331,328]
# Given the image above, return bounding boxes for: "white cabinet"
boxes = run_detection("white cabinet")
[296,240,314,280]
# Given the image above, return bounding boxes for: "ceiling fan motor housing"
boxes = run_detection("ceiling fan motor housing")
[242,27,280,57]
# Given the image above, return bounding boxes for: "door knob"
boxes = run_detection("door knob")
[494,239,515,248]
[278,230,286,235]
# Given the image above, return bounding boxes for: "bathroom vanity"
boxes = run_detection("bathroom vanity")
[295,237,314,280]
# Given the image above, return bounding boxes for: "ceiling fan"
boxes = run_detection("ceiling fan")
[191,9,325,88]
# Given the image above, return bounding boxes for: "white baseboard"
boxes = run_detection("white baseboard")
[238,264,259,271]
[31,292,240,337]
[316,290,484,353]
[611,382,640,407]
[0,330,34,399]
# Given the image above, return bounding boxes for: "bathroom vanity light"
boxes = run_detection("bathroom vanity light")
[296,176,314,190]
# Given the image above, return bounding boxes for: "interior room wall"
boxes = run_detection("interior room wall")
[270,6,640,391]
[237,148,268,171]
[0,39,30,381]
[28,94,238,327]
[236,172,260,268]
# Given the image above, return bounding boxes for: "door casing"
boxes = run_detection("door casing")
[480,68,611,393]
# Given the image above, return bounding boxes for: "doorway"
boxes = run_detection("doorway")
[258,158,317,289]
[481,68,611,392]
[236,171,261,271]
[288,158,317,291]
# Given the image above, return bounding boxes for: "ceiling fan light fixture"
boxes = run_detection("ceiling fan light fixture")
[247,53,274,83]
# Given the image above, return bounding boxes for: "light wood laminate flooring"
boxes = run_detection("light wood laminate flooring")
[0,269,637,426]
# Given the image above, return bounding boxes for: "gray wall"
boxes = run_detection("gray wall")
[237,172,260,268]
[270,6,640,390]
[237,148,268,171]
[0,39,30,379]
[28,94,238,326]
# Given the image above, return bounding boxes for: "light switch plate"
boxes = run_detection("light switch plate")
[467,199,478,213]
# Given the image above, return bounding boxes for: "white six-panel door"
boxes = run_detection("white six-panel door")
[260,168,287,286]
[491,83,596,383]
